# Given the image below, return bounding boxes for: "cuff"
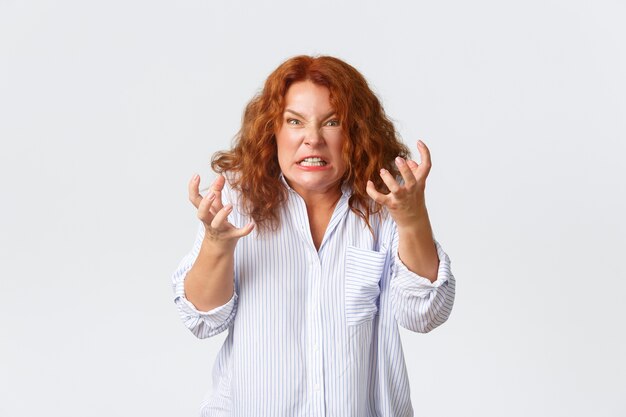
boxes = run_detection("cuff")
[392,240,452,295]
[174,276,238,327]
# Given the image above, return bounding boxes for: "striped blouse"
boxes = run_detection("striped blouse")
[172,175,456,417]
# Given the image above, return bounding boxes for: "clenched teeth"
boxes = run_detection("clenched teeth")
[298,157,327,167]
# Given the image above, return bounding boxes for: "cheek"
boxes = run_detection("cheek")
[328,134,345,157]
[333,136,348,173]
[276,129,298,147]
[275,136,296,166]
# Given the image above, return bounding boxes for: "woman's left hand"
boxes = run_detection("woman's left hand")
[366,140,432,229]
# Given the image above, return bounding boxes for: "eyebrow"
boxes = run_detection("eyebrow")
[284,109,337,120]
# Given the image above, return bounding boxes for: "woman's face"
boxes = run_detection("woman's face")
[275,80,346,198]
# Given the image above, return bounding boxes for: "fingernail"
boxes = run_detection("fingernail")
[207,192,215,200]
[192,173,199,181]
[418,140,424,146]
[395,156,405,166]
[380,168,388,175]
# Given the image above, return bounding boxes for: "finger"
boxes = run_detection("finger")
[407,159,419,174]
[366,180,390,205]
[210,204,233,229]
[394,156,417,188]
[379,168,401,194]
[225,221,256,239]
[197,192,216,223]
[210,175,226,211]
[188,174,204,208]
[208,192,222,216]
[417,140,432,176]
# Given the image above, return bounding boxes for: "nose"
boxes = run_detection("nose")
[304,125,324,147]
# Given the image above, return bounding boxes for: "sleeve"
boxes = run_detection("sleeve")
[171,175,242,339]
[389,227,456,333]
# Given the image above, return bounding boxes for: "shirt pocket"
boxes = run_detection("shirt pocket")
[344,245,388,326]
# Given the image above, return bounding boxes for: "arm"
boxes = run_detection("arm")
[367,140,456,332]
[172,225,239,338]
[367,140,439,279]
[172,174,254,338]
[390,227,456,333]
[396,203,439,282]
[184,235,236,311]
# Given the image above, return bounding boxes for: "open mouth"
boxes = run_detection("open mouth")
[297,157,327,167]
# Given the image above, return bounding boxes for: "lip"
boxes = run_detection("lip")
[296,163,331,171]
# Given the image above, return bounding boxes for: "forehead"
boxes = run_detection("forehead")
[284,81,333,113]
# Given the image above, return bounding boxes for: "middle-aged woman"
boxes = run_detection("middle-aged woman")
[172,55,456,417]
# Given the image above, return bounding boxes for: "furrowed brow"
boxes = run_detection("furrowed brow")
[284,109,305,119]
[284,109,337,120]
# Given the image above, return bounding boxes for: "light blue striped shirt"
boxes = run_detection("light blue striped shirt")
[172,175,456,417]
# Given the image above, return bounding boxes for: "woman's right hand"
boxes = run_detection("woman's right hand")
[188,174,255,252]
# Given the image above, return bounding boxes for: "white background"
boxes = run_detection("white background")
[1,1,625,416]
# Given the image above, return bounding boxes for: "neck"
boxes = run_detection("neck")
[289,183,343,212]
[302,189,343,212]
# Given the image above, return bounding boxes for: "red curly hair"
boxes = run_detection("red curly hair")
[211,55,410,232]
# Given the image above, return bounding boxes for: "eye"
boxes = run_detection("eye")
[325,119,340,127]
[286,118,301,125]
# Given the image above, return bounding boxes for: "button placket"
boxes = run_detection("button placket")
[289,189,339,416]
[310,258,325,413]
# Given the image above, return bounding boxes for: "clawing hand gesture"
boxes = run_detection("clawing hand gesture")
[188,174,255,250]
[366,140,432,228]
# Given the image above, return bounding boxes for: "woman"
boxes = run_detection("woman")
[172,55,456,417]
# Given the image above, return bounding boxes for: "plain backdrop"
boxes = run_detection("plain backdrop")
[1,0,625,416]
